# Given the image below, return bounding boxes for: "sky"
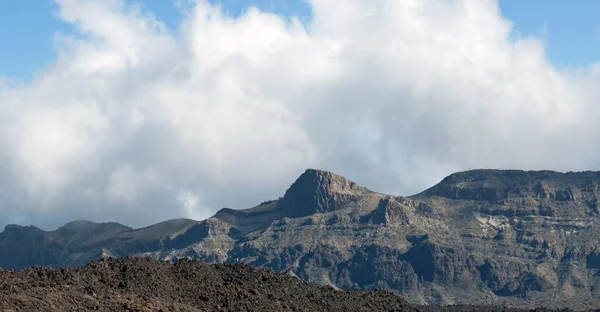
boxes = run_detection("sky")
[2,0,599,80]
[0,0,599,230]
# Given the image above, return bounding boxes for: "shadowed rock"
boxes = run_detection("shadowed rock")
[280,169,369,217]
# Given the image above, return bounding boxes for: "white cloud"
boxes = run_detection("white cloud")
[0,0,598,230]
[106,165,160,203]
[177,188,212,221]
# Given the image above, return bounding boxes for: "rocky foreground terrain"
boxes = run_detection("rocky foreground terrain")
[4,169,600,309]
[0,257,574,311]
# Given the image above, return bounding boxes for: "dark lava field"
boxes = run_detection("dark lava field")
[0,257,589,312]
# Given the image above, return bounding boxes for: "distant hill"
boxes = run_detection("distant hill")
[4,168,600,309]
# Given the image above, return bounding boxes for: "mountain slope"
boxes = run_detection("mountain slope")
[3,168,600,309]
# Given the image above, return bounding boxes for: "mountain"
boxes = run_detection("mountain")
[4,168,600,309]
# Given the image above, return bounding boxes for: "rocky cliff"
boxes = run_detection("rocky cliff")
[3,169,600,309]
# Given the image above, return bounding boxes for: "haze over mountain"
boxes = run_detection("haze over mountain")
[4,168,600,309]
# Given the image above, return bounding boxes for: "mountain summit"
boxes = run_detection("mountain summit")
[280,169,369,217]
[3,168,600,309]
[213,169,369,233]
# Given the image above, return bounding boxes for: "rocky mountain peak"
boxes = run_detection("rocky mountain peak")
[53,221,133,246]
[56,220,100,233]
[281,169,369,217]
[1,224,43,237]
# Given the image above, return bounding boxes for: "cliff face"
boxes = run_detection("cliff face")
[280,169,369,217]
[4,169,600,309]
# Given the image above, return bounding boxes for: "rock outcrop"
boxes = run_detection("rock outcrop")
[280,169,369,217]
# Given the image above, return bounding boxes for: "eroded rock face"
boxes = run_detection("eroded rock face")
[0,225,65,269]
[360,198,411,225]
[5,169,600,309]
[280,169,368,218]
[335,245,419,292]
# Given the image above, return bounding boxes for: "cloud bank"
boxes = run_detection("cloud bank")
[0,0,597,229]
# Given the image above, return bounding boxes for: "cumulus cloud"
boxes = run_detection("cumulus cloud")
[0,0,597,229]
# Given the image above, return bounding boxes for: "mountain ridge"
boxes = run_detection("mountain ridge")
[4,168,600,309]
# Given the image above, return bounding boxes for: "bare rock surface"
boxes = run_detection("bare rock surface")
[0,257,582,312]
[0,257,418,311]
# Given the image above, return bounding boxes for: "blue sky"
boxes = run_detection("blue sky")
[0,0,312,80]
[499,0,600,69]
[0,0,597,81]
